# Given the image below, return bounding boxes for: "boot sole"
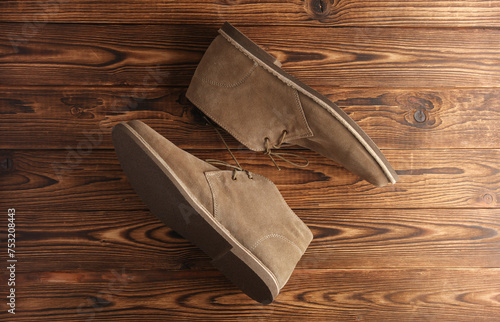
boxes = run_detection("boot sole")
[112,122,280,304]
[219,22,399,185]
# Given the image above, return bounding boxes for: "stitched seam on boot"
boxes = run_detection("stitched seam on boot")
[284,88,314,142]
[204,171,222,220]
[250,234,304,254]
[204,170,281,289]
[255,173,312,240]
[186,93,263,152]
[195,62,258,88]
[219,29,397,184]
[190,69,312,149]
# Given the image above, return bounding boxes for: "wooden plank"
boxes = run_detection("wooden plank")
[0,149,498,210]
[1,24,500,87]
[1,0,500,27]
[2,268,499,321]
[1,86,500,150]
[1,2,497,322]
[301,208,500,269]
[9,209,500,271]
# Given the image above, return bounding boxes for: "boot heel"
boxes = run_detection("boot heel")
[211,246,278,304]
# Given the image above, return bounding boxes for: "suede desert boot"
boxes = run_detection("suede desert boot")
[112,120,313,304]
[186,22,399,187]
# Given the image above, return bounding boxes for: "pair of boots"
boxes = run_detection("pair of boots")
[112,22,398,304]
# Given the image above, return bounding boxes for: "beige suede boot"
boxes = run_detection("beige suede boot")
[112,120,312,304]
[186,22,399,187]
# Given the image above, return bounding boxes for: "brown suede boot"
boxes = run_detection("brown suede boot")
[186,22,399,187]
[112,120,312,304]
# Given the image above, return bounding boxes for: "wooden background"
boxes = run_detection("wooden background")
[1,0,499,320]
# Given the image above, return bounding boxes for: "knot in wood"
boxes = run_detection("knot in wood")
[413,109,426,123]
[483,193,494,204]
[307,0,333,19]
[70,106,83,115]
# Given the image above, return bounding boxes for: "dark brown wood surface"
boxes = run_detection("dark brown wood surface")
[1,87,500,150]
[1,149,498,210]
[1,1,499,321]
[1,24,500,87]
[2,0,500,27]
[7,209,500,272]
[10,269,500,321]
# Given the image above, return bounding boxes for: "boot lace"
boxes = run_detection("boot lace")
[204,117,309,177]
[263,130,309,170]
[204,117,253,180]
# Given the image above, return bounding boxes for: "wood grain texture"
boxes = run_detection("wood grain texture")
[1,0,500,27]
[1,1,500,320]
[0,268,498,321]
[1,86,500,150]
[0,149,498,210]
[2,24,500,87]
[7,209,500,272]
